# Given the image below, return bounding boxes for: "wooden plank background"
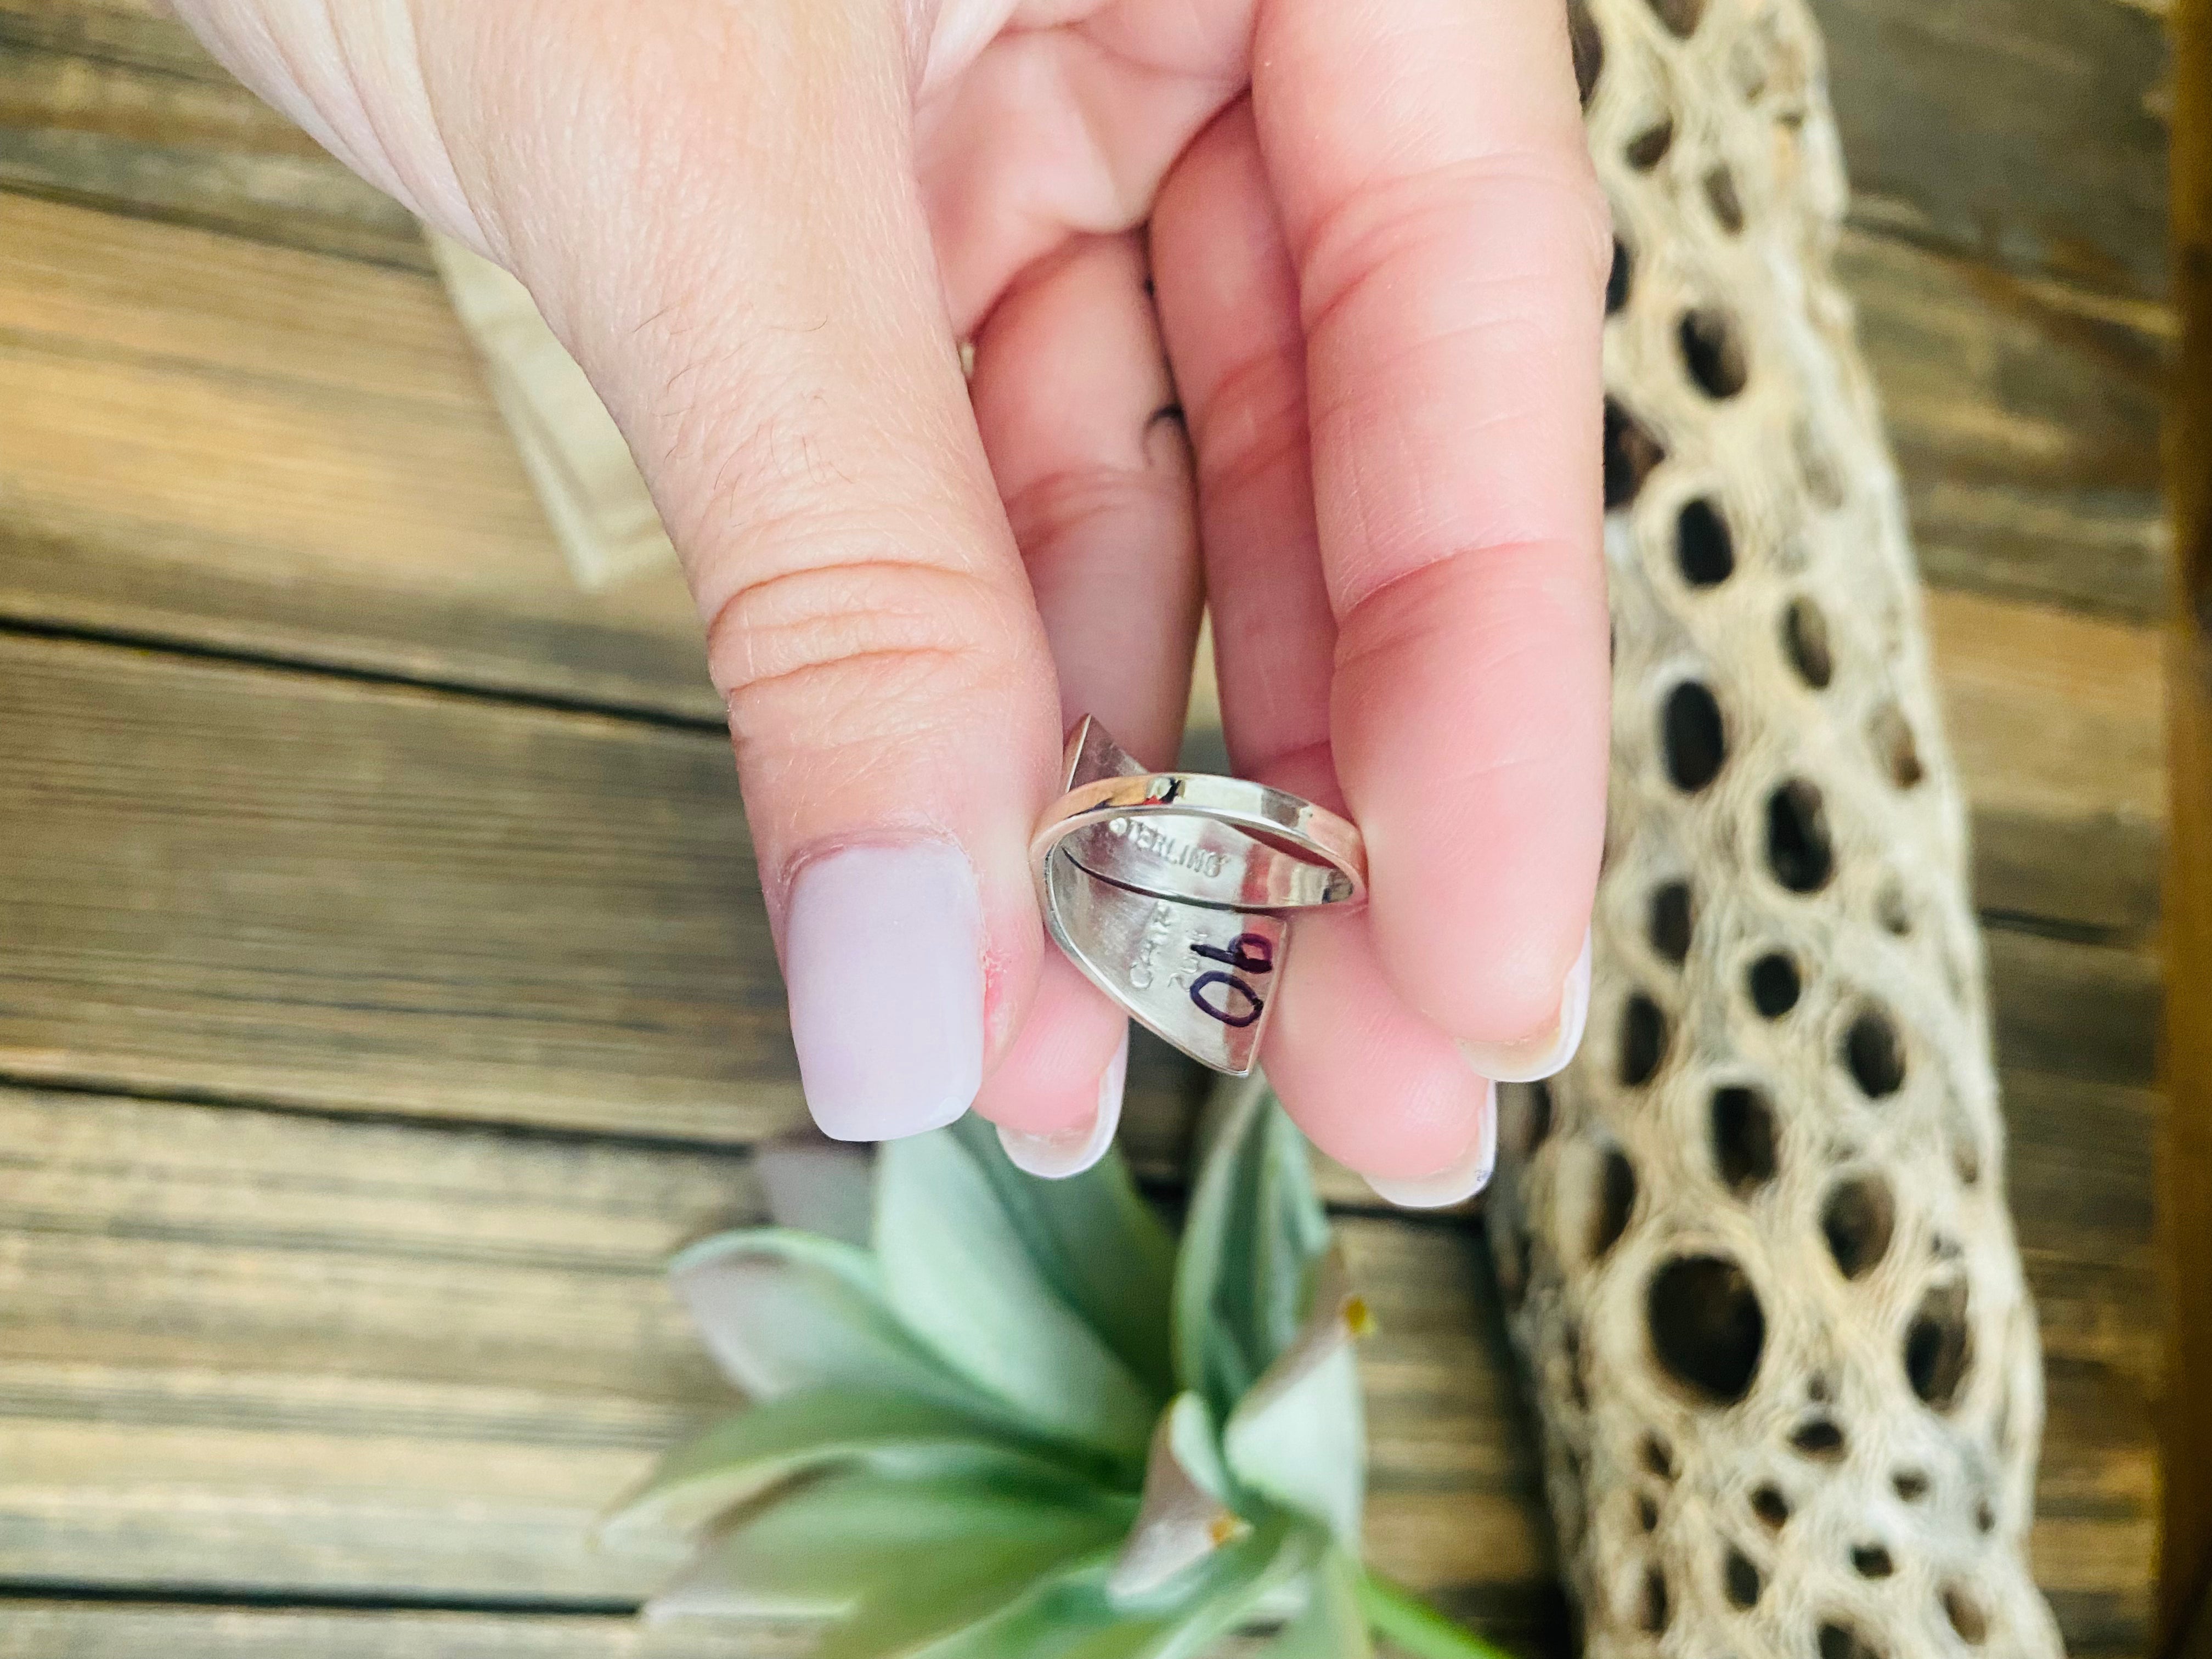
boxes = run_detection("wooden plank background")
[0,2,2174,1655]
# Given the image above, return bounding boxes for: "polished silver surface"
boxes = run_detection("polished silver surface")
[1031,716,1368,1075]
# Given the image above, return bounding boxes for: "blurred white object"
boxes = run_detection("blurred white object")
[427,231,678,591]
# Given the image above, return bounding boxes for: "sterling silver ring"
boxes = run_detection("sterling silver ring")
[1031,716,1368,1075]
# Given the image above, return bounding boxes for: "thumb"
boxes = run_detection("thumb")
[179,1,1063,1140]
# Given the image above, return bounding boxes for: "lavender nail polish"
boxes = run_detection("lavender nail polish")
[782,842,984,1142]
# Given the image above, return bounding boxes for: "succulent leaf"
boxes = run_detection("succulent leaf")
[1161,1388,1235,1507]
[604,1387,1084,1539]
[811,1548,1121,1659]
[879,1562,1167,1659]
[672,1230,984,1412]
[1173,1077,1332,1423]
[1143,1518,1325,1659]
[877,1125,1162,1459]
[1015,1519,1318,1659]
[1261,1549,1373,1658]
[642,1466,1130,1621]
[1222,1246,1367,1547]
[943,1113,1179,1400]
[632,1087,1458,1657]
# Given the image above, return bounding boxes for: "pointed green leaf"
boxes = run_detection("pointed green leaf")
[1225,1345,1364,1548]
[1222,1248,1367,1547]
[603,1387,1078,1540]
[646,1468,1130,1627]
[671,1229,984,1410]
[876,1127,1159,1458]
[1262,1550,1372,1658]
[1173,1077,1330,1419]
[817,1545,1118,1659]
[946,1113,1177,1398]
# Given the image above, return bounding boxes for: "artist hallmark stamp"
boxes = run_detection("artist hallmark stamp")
[1127,898,1178,991]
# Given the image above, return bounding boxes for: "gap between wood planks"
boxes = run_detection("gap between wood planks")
[0,1043,1463,1223]
[0,1585,646,1617]
[0,614,732,735]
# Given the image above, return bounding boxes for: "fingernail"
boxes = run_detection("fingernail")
[783,842,984,1142]
[998,1028,1128,1179]
[1363,1081,1498,1209]
[1458,928,1593,1084]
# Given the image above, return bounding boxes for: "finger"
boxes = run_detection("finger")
[1149,100,1332,782]
[1253,0,1612,1057]
[911,12,1250,330]
[1268,911,1498,1204]
[419,3,1064,1142]
[1153,104,1493,1194]
[965,234,1204,1175]
[976,237,1203,754]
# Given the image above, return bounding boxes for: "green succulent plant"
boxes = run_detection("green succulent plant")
[605,1076,1508,1659]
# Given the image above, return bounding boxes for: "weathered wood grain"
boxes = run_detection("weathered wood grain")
[1844,230,2170,620]
[0,1080,2151,1654]
[0,1605,1268,1659]
[0,631,2159,1143]
[1928,589,2164,937]
[0,2,427,270]
[0,633,796,1139]
[0,194,715,721]
[1988,928,2163,1088]
[0,1605,819,1659]
[0,1604,1288,1659]
[1809,0,2170,301]
[0,0,244,84]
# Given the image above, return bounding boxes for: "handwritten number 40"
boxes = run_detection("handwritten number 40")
[1188,933,1274,1029]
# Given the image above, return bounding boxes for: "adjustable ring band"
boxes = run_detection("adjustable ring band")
[1030,716,1369,1076]
[1029,771,1367,915]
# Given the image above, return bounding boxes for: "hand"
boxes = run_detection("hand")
[175,0,1610,1200]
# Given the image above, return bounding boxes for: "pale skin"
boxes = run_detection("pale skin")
[173,0,1610,1195]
